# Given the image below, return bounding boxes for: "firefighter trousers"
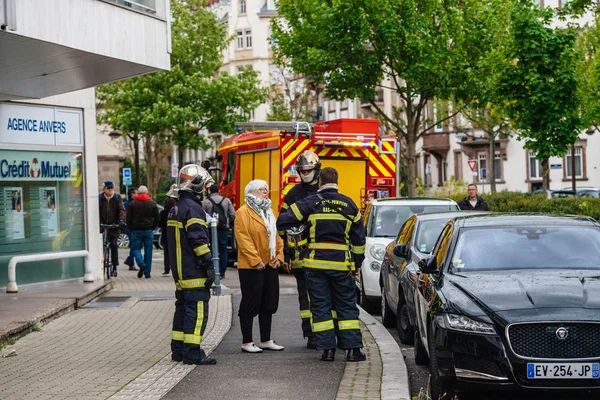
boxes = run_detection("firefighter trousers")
[293,269,313,338]
[304,269,362,351]
[171,288,210,361]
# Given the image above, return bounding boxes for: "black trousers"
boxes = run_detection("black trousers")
[238,266,279,343]
[171,288,210,361]
[305,269,362,351]
[293,269,313,338]
[108,235,119,267]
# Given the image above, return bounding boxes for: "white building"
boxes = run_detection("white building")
[0,0,171,290]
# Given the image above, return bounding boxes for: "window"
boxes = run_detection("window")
[494,151,502,181]
[565,147,583,178]
[529,152,541,179]
[478,153,487,182]
[245,30,252,48]
[236,31,244,49]
[226,151,236,183]
[433,103,443,132]
[240,0,247,14]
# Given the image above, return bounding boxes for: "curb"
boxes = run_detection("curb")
[0,280,112,343]
[358,305,412,400]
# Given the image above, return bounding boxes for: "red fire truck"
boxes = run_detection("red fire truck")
[216,118,397,212]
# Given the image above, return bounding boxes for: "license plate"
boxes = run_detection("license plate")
[527,363,600,379]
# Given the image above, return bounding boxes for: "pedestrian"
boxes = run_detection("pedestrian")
[160,187,178,276]
[166,164,217,365]
[458,184,490,211]
[202,183,235,279]
[235,179,285,353]
[123,187,140,271]
[126,185,160,278]
[277,167,367,362]
[279,150,321,349]
[99,181,126,277]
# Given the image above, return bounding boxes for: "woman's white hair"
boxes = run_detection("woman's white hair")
[245,179,269,197]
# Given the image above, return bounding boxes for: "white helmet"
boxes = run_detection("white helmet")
[177,164,214,194]
[166,184,180,199]
[295,150,321,184]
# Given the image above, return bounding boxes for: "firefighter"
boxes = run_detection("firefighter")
[167,164,217,365]
[277,167,367,362]
[279,150,320,349]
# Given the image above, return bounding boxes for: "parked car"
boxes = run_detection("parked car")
[380,211,486,344]
[357,197,459,313]
[118,205,164,250]
[414,214,600,399]
[562,186,600,198]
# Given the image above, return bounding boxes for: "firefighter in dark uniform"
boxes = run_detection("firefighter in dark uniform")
[167,164,217,365]
[279,150,320,349]
[277,167,367,362]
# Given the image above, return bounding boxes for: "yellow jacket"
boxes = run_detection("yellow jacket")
[234,204,284,269]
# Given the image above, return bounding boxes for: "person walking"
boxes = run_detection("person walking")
[160,188,178,276]
[166,164,216,365]
[279,150,321,349]
[99,181,125,277]
[123,187,140,271]
[458,184,490,211]
[126,185,160,279]
[277,167,367,362]
[235,179,285,353]
[202,184,235,279]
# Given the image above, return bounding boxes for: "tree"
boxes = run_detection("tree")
[577,15,600,131]
[97,0,266,190]
[272,0,512,196]
[267,65,317,121]
[498,0,582,191]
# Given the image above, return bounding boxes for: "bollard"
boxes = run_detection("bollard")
[210,212,221,295]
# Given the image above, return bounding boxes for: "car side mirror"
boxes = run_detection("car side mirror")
[393,244,409,258]
[418,256,438,274]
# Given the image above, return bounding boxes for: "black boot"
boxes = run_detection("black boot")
[346,348,366,362]
[321,349,335,361]
[307,336,317,349]
[183,356,217,365]
[172,353,183,362]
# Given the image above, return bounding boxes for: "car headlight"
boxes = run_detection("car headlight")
[444,314,496,335]
[369,244,385,261]
[369,261,380,272]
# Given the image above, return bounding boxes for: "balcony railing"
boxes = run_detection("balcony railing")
[100,0,156,15]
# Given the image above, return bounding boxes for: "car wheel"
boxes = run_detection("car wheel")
[428,321,455,400]
[117,233,130,249]
[359,273,378,314]
[413,327,429,366]
[396,300,414,345]
[380,286,395,328]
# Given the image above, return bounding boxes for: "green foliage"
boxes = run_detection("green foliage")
[432,176,468,199]
[577,15,600,131]
[498,0,582,161]
[97,0,266,151]
[266,83,314,122]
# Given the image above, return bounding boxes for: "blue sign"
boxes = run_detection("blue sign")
[123,168,132,186]
[550,164,562,170]
[481,168,487,180]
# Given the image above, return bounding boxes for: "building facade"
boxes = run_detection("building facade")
[0,0,170,289]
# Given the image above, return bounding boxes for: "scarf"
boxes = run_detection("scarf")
[246,194,277,258]
[318,183,339,192]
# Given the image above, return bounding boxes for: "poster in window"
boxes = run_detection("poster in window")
[5,187,25,239]
[41,187,58,237]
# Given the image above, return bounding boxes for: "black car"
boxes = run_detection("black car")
[380,211,482,345]
[415,214,600,399]
[118,205,164,250]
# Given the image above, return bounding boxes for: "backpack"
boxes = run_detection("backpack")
[208,197,228,230]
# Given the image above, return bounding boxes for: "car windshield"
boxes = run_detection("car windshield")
[415,220,448,253]
[373,204,458,237]
[451,226,600,271]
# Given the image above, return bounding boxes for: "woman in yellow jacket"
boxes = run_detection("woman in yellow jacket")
[235,179,285,353]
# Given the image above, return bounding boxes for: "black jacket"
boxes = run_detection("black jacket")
[99,193,125,238]
[458,196,489,211]
[277,187,366,272]
[126,195,160,231]
[167,192,214,292]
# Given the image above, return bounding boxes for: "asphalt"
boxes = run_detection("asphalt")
[0,248,410,400]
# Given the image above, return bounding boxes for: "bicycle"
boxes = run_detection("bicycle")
[100,223,121,280]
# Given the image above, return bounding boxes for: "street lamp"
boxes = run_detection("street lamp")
[109,129,141,187]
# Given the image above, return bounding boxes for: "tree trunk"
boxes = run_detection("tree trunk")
[489,132,497,193]
[405,99,418,197]
[133,134,140,188]
[541,159,550,191]
[178,147,185,169]
[571,144,576,191]
[142,135,172,200]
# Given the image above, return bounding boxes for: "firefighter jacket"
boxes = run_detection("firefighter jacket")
[166,191,214,291]
[276,187,366,272]
[279,182,318,269]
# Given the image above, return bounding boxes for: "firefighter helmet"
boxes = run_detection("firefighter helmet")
[295,150,321,184]
[177,164,214,194]
[166,184,180,199]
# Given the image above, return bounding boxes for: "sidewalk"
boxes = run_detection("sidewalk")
[0,248,410,399]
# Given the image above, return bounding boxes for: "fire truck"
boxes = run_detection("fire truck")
[216,118,397,212]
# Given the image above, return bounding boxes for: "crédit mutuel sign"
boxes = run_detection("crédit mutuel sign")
[0,103,83,181]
